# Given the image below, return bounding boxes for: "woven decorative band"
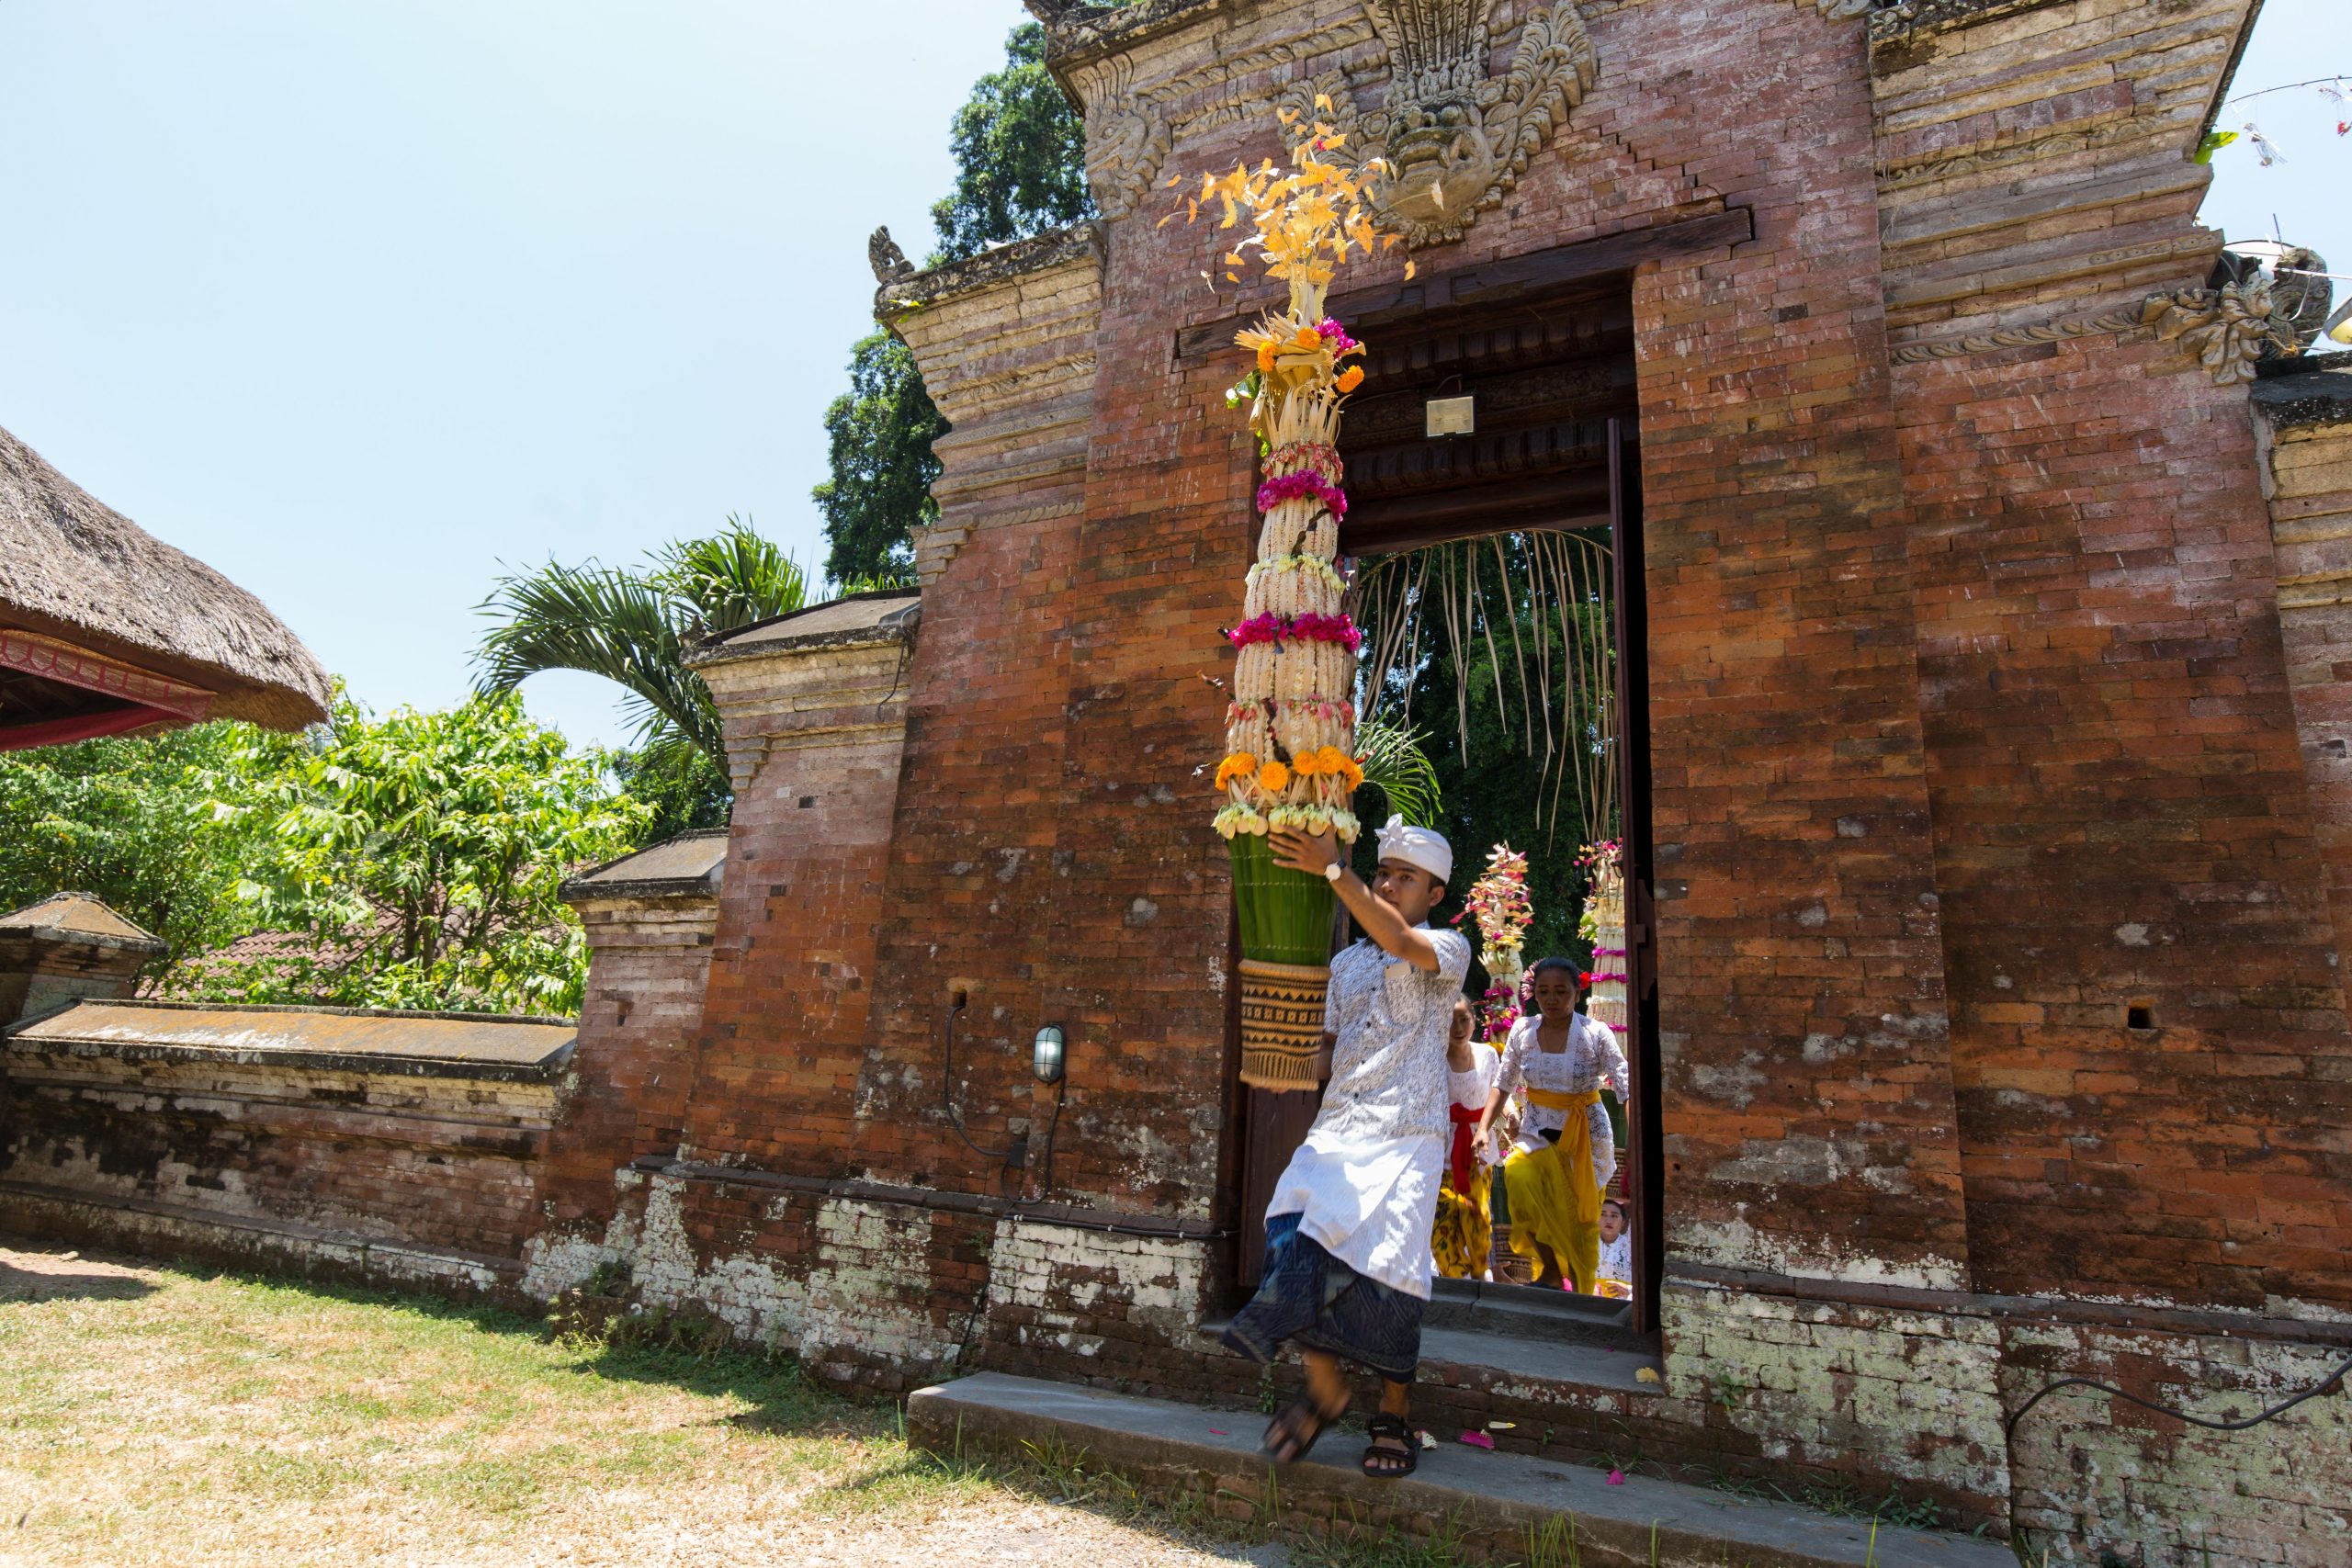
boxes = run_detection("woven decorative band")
[1237,957,1329,1091]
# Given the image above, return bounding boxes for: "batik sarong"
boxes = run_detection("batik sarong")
[1223,1212,1425,1382]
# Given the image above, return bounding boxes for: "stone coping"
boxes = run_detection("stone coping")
[4,998,575,1081]
[2252,355,2352,432]
[0,892,166,956]
[872,223,1103,325]
[1035,0,1224,73]
[560,830,728,904]
[686,590,922,669]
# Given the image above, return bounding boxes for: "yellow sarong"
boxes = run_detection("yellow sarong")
[1502,1088,1602,1292]
[1432,1162,1491,1280]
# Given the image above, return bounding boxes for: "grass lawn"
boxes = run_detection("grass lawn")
[0,1238,1301,1568]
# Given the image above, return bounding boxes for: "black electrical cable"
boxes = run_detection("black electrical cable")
[940,997,1023,1168]
[2004,1345,2352,1445]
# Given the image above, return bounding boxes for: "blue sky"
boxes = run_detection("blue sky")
[1,0,2341,753]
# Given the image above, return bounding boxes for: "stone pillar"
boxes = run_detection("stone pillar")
[0,894,164,1026]
[2255,365,2352,948]
[521,833,725,1294]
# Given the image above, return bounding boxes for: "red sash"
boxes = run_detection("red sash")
[1447,1102,1482,1192]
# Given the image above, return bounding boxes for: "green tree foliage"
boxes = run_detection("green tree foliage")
[474,516,808,829]
[1357,536,1620,966]
[0,722,295,977]
[816,18,1109,585]
[812,332,944,586]
[194,691,649,1017]
[610,736,731,844]
[927,23,1094,265]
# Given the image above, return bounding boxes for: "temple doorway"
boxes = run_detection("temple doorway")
[1229,275,1662,1343]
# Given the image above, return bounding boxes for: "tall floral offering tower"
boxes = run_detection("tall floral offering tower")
[1463,845,1532,1043]
[1185,109,1401,1090]
[1577,841,1629,1046]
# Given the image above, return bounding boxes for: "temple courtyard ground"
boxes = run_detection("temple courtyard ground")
[0,1238,1298,1568]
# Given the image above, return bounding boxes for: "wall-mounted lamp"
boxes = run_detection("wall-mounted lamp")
[1032,1024,1067,1085]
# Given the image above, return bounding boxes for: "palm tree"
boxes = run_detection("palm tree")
[473,519,810,835]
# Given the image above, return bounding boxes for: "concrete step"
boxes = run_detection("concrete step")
[1424,1276,1638,1346]
[1204,1313,1663,1399]
[907,1372,2016,1568]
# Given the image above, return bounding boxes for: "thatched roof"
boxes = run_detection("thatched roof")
[0,423,331,732]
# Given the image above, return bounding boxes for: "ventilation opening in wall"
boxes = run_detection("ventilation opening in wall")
[2127,1003,2156,1031]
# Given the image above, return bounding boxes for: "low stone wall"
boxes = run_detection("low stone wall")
[1,999,572,1294]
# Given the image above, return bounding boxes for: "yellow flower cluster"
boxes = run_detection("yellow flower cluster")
[1289,746,1364,790]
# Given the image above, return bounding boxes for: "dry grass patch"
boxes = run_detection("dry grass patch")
[0,1240,1281,1568]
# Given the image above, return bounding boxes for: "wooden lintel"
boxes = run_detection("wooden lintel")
[1173,206,1756,363]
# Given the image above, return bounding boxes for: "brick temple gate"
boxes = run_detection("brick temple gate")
[10,3,2350,1563]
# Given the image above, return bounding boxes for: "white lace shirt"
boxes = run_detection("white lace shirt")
[1495,1012,1628,1167]
[1264,924,1473,1298]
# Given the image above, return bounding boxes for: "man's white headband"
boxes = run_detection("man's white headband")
[1374,815,1453,885]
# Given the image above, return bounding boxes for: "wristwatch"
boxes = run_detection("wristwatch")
[1322,861,1344,883]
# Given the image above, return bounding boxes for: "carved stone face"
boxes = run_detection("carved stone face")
[1380,91,1499,230]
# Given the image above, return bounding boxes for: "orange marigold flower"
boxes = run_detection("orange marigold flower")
[1257,340,1277,375]
[1258,761,1293,793]
[1336,366,1365,394]
[1291,750,1323,776]
[1216,752,1259,791]
[1293,327,1323,351]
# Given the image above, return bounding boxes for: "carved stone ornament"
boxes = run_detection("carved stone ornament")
[868,226,916,287]
[2139,280,2298,387]
[1283,1,1599,249]
[1890,281,2300,387]
[1082,54,1173,224]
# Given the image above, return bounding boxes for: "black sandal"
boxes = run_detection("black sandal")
[1362,1412,1419,1479]
[1262,1395,1346,1463]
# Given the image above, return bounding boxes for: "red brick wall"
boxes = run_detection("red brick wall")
[1897,340,2352,1313]
[528,890,717,1256]
[678,638,918,1178]
[2,1047,556,1264]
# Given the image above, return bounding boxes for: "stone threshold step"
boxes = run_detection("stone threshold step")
[1201,1314,1663,1398]
[908,1373,2014,1568]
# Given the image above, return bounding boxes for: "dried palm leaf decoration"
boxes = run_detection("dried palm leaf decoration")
[1170,103,1408,1089]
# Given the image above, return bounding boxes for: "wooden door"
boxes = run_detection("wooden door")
[1607,418,1661,1333]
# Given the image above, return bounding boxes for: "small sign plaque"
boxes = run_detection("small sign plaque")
[1425,395,1476,437]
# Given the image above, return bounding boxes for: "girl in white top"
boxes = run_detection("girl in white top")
[1477,959,1632,1292]
[1493,994,1629,1190]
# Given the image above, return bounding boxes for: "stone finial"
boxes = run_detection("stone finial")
[868,227,916,287]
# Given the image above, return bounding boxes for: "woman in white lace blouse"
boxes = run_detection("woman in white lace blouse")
[1477,958,1629,1292]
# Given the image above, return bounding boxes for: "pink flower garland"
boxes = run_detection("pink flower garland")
[1227,613,1364,653]
[1317,319,1361,356]
[1256,469,1350,520]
